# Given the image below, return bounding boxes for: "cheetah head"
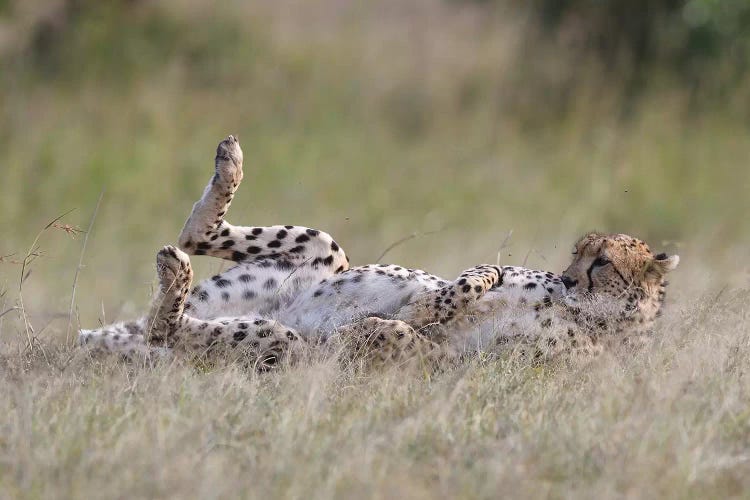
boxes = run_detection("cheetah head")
[560,233,679,332]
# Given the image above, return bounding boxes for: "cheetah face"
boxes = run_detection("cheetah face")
[560,233,679,304]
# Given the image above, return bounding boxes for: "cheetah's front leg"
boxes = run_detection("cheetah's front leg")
[396,265,503,328]
[338,317,445,368]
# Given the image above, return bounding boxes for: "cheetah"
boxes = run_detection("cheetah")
[78,136,679,366]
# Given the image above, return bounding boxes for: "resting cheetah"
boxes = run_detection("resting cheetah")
[79,136,679,366]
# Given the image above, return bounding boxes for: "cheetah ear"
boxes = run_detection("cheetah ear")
[648,253,680,277]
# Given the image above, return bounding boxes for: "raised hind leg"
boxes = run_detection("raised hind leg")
[178,135,349,274]
[147,245,306,368]
[145,245,194,344]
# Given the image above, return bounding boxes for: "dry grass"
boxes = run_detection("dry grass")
[1,287,749,499]
[1,0,749,498]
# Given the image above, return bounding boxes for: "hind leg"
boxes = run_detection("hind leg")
[178,135,349,273]
[77,245,194,355]
[148,246,305,367]
[173,315,306,369]
[145,245,194,344]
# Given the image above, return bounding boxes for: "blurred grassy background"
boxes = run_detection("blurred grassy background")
[0,0,748,329]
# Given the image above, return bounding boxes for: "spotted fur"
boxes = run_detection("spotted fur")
[79,136,679,366]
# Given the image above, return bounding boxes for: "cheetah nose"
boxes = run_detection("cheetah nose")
[561,276,578,289]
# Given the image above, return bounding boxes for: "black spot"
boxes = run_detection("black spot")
[221,292,230,301]
[251,227,263,235]
[195,249,206,256]
[276,260,295,271]
[290,245,306,253]
[284,225,294,230]
[232,251,246,261]
[215,278,232,288]
[313,289,323,297]
[295,234,310,243]
[276,229,288,239]
[474,285,482,293]
[458,278,467,285]
[323,255,334,266]
[268,240,282,248]
[247,246,262,254]
[243,290,256,300]
[462,284,471,293]
[524,282,538,290]
[335,265,344,273]
[245,234,256,240]
[306,228,320,237]
[233,331,247,342]
[264,278,277,290]
[197,242,212,250]
[257,329,272,338]
[655,252,668,260]
[331,241,339,252]
[221,240,235,248]
[220,228,230,237]
[197,290,209,301]
[239,274,256,283]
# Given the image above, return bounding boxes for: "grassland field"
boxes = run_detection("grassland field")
[0,1,749,498]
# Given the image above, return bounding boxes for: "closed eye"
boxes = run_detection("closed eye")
[592,256,610,267]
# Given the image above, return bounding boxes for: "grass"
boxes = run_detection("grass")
[0,0,749,498]
[1,289,749,498]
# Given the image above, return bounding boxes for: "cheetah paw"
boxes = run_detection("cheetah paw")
[215,135,243,185]
[156,245,192,287]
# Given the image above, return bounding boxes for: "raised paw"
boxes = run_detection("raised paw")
[156,245,193,288]
[215,135,243,185]
[454,265,503,304]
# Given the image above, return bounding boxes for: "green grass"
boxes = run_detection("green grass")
[0,1,748,498]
